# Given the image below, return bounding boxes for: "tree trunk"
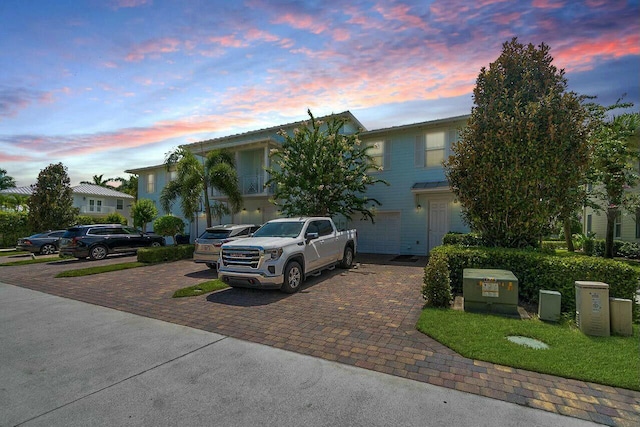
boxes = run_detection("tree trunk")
[605,207,616,258]
[563,216,575,252]
[203,182,212,228]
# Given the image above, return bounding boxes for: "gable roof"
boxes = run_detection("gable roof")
[72,183,134,199]
[0,186,32,196]
[361,114,470,138]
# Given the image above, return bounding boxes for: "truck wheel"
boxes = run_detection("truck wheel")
[281,261,302,293]
[340,246,354,269]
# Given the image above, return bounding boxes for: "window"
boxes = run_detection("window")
[168,170,177,182]
[425,131,446,167]
[614,212,622,239]
[587,214,592,234]
[116,199,124,210]
[367,141,384,171]
[147,173,155,193]
[636,210,640,238]
[88,199,103,213]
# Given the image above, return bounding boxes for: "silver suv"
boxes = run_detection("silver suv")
[193,224,260,269]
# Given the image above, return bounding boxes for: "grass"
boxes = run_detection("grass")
[173,279,228,298]
[0,257,66,266]
[55,262,147,277]
[0,250,28,257]
[417,308,639,391]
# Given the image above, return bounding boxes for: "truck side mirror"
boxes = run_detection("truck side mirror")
[305,232,319,242]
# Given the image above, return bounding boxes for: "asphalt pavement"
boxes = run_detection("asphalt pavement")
[0,282,600,427]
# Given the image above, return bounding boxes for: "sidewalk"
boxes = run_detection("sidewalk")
[0,283,599,427]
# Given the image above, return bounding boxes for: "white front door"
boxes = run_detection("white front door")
[428,200,449,252]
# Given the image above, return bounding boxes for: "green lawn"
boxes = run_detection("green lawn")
[172,280,228,297]
[55,262,147,277]
[417,308,639,391]
[0,250,28,257]
[0,257,62,266]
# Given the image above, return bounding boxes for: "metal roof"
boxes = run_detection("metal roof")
[411,181,451,193]
[72,184,134,199]
[0,186,32,196]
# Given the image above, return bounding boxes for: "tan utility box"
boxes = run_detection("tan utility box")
[575,281,610,337]
[538,290,561,322]
[609,298,633,336]
[463,269,518,315]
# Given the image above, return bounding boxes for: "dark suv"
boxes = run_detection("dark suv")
[59,224,165,260]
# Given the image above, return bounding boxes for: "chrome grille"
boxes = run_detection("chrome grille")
[221,247,261,268]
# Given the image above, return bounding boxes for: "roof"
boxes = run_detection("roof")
[0,186,32,196]
[71,184,134,199]
[362,115,470,138]
[182,111,365,151]
[411,181,451,193]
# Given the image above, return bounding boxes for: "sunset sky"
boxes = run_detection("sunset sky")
[1,0,638,187]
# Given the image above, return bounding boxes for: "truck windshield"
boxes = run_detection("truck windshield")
[252,221,304,238]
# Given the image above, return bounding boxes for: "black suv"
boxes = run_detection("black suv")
[59,224,165,260]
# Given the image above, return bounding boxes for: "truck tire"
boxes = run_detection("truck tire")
[281,261,302,293]
[339,246,354,269]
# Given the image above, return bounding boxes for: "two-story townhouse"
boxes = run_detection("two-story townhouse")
[354,115,470,255]
[126,112,472,255]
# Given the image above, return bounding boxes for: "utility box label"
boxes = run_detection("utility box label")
[482,281,499,297]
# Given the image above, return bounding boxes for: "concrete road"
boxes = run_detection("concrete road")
[0,283,598,427]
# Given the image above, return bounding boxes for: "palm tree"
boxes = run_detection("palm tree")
[80,174,112,187]
[160,148,242,227]
[112,175,138,200]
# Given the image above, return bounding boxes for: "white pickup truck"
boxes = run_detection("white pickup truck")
[218,217,357,293]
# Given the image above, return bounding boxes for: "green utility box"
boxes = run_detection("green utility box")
[463,269,519,315]
[538,290,561,322]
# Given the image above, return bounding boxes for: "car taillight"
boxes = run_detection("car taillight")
[72,237,82,245]
[214,239,231,248]
[23,240,33,246]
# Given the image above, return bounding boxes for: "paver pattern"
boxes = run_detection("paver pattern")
[1,253,638,426]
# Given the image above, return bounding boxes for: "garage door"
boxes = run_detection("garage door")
[354,212,401,254]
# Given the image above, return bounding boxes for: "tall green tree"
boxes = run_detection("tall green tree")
[266,110,387,221]
[588,109,640,258]
[28,163,77,231]
[112,175,138,200]
[161,148,242,227]
[131,198,158,232]
[0,168,16,190]
[445,38,591,248]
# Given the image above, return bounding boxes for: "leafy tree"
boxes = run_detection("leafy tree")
[112,175,138,200]
[153,215,185,245]
[266,110,387,220]
[0,194,28,212]
[588,109,640,258]
[27,163,77,231]
[0,168,16,190]
[445,38,590,248]
[131,198,158,232]
[161,148,242,228]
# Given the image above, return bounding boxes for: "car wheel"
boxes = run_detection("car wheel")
[89,245,108,261]
[340,246,354,269]
[151,241,162,247]
[40,244,56,255]
[206,263,217,269]
[281,261,302,294]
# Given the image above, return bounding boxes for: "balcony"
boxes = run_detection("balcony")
[211,174,274,197]
[78,205,117,215]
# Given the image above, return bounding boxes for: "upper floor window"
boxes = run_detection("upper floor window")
[425,132,446,167]
[116,199,124,210]
[168,170,177,182]
[366,140,390,171]
[614,211,622,239]
[146,173,155,193]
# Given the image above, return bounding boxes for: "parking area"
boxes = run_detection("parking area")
[0,254,638,426]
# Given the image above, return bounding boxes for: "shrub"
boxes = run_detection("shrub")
[541,241,566,251]
[422,252,453,307]
[105,212,127,225]
[137,244,194,263]
[593,239,625,257]
[428,245,639,319]
[582,238,594,256]
[153,215,185,245]
[442,232,485,247]
[0,211,30,248]
[617,241,640,259]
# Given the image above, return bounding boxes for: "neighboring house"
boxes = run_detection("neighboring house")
[126,111,471,255]
[1,184,134,224]
[581,187,640,243]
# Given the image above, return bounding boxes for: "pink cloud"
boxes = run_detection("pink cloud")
[554,34,640,72]
[209,35,246,48]
[110,0,152,9]
[272,13,328,35]
[532,0,565,8]
[374,3,432,32]
[125,38,181,62]
[492,12,522,25]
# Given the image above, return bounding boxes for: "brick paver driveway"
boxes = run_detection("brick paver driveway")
[1,253,638,426]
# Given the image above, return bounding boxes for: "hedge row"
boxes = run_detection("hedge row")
[427,245,639,318]
[0,211,29,248]
[137,244,195,263]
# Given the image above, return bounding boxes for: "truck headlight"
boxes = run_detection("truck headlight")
[267,248,283,260]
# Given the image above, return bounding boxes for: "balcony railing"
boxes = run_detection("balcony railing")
[211,174,274,197]
[78,205,117,214]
